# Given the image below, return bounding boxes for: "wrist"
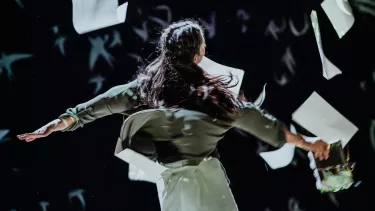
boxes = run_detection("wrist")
[295,135,311,151]
[49,119,63,131]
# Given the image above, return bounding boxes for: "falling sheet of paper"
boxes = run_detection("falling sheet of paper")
[72,0,128,34]
[254,83,267,107]
[198,56,244,96]
[292,92,358,147]
[115,144,167,183]
[321,0,355,39]
[259,143,296,169]
[311,10,343,80]
[128,163,159,183]
[259,124,297,169]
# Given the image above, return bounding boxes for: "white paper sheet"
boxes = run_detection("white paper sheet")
[259,124,297,169]
[259,143,296,169]
[321,0,355,39]
[311,10,343,80]
[115,148,167,183]
[198,56,244,96]
[254,83,267,107]
[72,0,128,34]
[292,92,358,147]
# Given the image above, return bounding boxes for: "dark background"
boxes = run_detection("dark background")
[1,0,375,210]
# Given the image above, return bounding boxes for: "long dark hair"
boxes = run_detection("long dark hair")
[137,19,244,121]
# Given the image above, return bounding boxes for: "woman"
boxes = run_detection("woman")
[18,20,329,211]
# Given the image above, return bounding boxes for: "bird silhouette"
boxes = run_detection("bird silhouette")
[133,22,149,42]
[89,36,114,71]
[51,25,68,56]
[353,0,375,17]
[274,72,289,86]
[127,53,143,62]
[327,193,340,207]
[265,19,287,41]
[148,5,172,28]
[109,30,122,48]
[360,81,366,90]
[288,197,304,211]
[88,74,106,95]
[201,12,216,39]
[15,0,24,8]
[39,201,49,211]
[0,129,10,143]
[289,14,310,37]
[55,37,67,56]
[51,25,59,34]
[0,53,32,81]
[236,9,250,34]
[68,189,86,210]
[281,47,296,76]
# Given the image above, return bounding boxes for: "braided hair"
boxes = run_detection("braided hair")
[137,19,244,121]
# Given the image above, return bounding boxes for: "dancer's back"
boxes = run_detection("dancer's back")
[118,100,287,164]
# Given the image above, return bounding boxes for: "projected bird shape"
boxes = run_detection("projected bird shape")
[109,30,122,48]
[68,189,86,210]
[15,0,24,8]
[89,36,114,71]
[0,53,32,80]
[0,129,10,143]
[51,25,67,56]
[55,37,67,56]
[89,74,106,95]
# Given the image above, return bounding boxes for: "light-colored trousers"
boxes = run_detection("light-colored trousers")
[156,157,239,211]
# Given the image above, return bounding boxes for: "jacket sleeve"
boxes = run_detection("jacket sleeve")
[232,102,287,148]
[58,80,139,131]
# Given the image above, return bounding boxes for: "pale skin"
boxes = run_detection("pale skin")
[17,40,330,160]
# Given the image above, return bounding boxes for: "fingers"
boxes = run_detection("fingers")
[314,149,330,161]
[25,137,36,142]
[17,133,44,142]
[314,151,323,161]
[314,150,326,161]
[324,148,330,160]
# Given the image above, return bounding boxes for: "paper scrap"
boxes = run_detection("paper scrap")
[259,124,298,169]
[115,148,167,183]
[254,83,267,107]
[199,56,244,96]
[292,91,358,147]
[72,0,128,34]
[259,143,296,169]
[321,0,355,39]
[311,10,343,80]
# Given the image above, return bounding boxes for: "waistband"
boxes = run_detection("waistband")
[159,157,209,168]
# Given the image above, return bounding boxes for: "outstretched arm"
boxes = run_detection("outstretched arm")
[17,116,76,142]
[18,80,138,142]
[233,102,329,160]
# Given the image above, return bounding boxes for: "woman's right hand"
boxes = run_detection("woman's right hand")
[310,139,330,161]
[17,118,70,142]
